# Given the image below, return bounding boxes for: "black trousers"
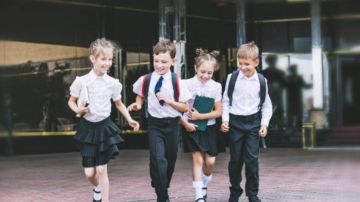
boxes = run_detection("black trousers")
[148,115,180,201]
[228,113,261,198]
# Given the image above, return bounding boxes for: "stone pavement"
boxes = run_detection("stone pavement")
[0,148,359,202]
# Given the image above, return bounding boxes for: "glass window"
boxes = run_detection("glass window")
[0,40,90,135]
[118,51,151,131]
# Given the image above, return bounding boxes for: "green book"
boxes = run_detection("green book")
[189,95,215,132]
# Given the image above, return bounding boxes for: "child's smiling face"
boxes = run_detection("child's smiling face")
[195,60,215,84]
[90,47,113,76]
[153,51,176,75]
[237,57,259,78]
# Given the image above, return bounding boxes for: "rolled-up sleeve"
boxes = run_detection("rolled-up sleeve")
[261,81,273,126]
[178,79,192,103]
[111,80,122,101]
[132,76,144,97]
[69,76,81,97]
[215,83,222,102]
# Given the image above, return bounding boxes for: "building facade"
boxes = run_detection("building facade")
[0,0,359,153]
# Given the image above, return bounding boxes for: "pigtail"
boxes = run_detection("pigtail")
[195,48,206,56]
[212,51,221,71]
[194,48,221,71]
[209,50,220,58]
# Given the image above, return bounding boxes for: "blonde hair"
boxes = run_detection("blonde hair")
[237,41,259,59]
[194,48,220,71]
[89,38,117,57]
[153,39,176,58]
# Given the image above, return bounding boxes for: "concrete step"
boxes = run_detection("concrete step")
[328,126,360,145]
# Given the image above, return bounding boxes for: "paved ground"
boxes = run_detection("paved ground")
[0,148,359,202]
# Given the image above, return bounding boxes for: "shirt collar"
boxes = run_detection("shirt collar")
[193,75,211,87]
[238,70,259,81]
[88,69,112,83]
[153,70,171,81]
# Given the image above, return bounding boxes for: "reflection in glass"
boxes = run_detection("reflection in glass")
[0,40,90,134]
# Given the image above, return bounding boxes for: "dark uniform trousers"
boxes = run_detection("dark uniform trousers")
[228,112,261,199]
[148,115,180,201]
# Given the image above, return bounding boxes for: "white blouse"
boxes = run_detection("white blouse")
[183,76,222,126]
[70,70,122,122]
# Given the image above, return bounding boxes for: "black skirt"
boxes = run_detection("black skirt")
[182,124,225,156]
[74,117,124,167]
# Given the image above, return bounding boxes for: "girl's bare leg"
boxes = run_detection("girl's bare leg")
[96,164,109,202]
[202,153,215,176]
[84,167,99,186]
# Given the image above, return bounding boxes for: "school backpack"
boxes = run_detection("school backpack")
[141,72,180,101]
[227,70,266,110]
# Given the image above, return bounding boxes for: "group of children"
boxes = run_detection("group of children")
[68,38,272,202]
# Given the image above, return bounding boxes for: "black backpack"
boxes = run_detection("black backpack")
[141,72,180,101]
[227,70,266,110]
[141,72,180,118]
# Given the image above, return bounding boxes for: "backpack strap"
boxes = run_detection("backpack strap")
[142,72,179,102]
[227,70,266,109]
[171,72,180,102]
[142,73,152,99]
[227,70,239,106]
[258,73,266,110]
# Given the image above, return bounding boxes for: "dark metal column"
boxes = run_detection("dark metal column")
[173,0,186,78]
[159,0,171,40]
[158,0,187,78]
[236,0,246,47]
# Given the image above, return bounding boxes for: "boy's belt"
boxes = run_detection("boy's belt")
[230,112,261,121]
[148,115,180,123]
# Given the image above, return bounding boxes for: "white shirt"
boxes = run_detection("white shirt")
[222,71,273,126]
[133,71,191,118]
[183,76,222,125]
[70,70,122,122]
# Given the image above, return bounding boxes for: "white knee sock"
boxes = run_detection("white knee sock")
[192,181,204,199]
[201,171,212,197]
[93,186,101,200]
[202,171,213,187]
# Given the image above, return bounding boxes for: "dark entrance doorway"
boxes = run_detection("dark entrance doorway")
[342,59,360,126]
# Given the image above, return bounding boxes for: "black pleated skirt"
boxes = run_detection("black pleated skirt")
[74,117,124,167]
[182,124,225,156]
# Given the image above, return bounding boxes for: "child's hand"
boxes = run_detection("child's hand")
[184,122,197,132]
[188,108,200,120]
[128,119,140,131]
[76,102,89,117]
[128,103,142,112]
[221,122,229,133]
[155,92,170,104]
[258,125,268,137]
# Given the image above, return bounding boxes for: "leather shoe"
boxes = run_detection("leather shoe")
[248,196,261,202]
[195,198,206,202]
[202,187,207,199]
[228,195,239,202]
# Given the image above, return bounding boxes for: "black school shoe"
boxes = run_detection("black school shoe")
[228,194,240,202]
[202,187,207,199]
[195,198,206,202]
[248,196,261,202]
